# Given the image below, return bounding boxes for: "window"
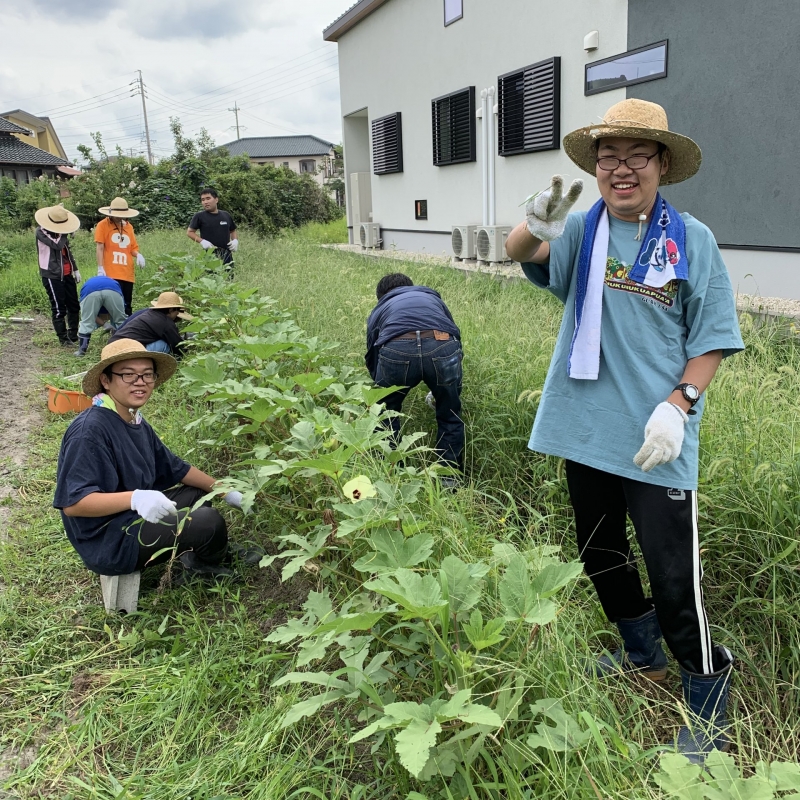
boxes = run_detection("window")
[415,200,428,220]
[432,86,475,166]
[585,41,668,95]
[299,159,316,173]
[282,161,290,167]
[498,57,561,156]
[444,0,462,26]
[371,112,403,174]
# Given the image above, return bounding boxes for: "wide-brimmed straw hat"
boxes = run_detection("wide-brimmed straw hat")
[98,196,139,218]
[83,338,177,397]
[150,291,194,320]
[563,99,702,185]
[34,204,80,234]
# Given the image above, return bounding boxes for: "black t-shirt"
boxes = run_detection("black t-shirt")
[110,308,183,355]
[188,209,236,249]
[53,406,190,575]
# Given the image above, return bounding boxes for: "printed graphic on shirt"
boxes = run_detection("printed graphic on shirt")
[605,256,679,308]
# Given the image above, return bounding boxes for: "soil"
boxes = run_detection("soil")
[0,317,46,544]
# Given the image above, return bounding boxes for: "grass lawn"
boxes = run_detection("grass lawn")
[0,219,798,799]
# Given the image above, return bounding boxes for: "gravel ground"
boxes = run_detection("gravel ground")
[325,244,800,319]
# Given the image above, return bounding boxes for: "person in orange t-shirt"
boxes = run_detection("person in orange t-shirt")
[95,197,146,315]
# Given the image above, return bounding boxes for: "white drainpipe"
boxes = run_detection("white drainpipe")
[480,88,488,227]
[487,85,496,226]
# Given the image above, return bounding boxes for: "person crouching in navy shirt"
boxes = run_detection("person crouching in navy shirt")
[366,273,464,479]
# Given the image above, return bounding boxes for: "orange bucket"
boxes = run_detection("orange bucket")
[46,385,92,414]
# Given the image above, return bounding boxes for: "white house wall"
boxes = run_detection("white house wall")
[338,0,628,252]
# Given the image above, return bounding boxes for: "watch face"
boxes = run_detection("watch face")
[685,385,700,401]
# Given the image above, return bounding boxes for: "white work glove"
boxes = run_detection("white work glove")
[525,175,584,241]
[633,402,689,472]
[96,264,106,277]
[425,391,436,409]
[227,239,239,252]
[136,253,146,268]
[73,270,82,283]
[224,490,243,509]
[131,489,178,523]
[200,239,214,250]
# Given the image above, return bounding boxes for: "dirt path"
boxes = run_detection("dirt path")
[0,317,46,543]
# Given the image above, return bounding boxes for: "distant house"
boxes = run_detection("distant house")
[221,135,337,188]
[0,112,72,186]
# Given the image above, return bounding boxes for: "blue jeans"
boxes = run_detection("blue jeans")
[145,340,171,353]
[375,336,464,468]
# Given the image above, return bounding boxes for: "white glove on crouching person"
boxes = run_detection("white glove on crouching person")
[525,175,584,241]
[200,239,214,250]
[227,239,239,252]
[633,402,689,472]
[136,253,146,268]
[224,490,252,514]
[131,489,178,523]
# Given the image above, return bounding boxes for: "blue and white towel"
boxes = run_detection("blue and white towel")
[568,193,688,380]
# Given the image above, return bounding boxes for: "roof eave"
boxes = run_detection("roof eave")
[323,0,390,42]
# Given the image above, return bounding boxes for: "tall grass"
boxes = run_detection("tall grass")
[0,221,797,798]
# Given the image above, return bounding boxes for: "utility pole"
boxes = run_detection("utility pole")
[228,101,241,139]
[131,70,154,165]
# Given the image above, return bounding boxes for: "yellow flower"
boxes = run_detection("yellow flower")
[342,475,376,503]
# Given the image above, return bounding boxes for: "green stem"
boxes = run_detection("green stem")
[492,620,524,661]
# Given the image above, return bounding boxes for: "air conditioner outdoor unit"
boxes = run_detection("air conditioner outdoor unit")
[451,225,477,260]
[476,225,511,263]
[359,222,381,249]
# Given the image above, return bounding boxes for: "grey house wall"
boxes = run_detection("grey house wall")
[626,0,799,250]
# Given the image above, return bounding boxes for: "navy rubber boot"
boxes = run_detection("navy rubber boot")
[593,607,668,681]
[74,334,91,357]
[676,660,733,764]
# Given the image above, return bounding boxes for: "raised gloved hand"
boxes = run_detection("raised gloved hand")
[200,239,214,250]
[136,253,146,268]
[73,270,82,283]
[525,175,584,241]
[131,489,177,523]
[633,402,688,472]
[96,264,106,277]
[228,239,239,252]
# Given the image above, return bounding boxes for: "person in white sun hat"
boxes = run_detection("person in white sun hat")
[506,98,744,763]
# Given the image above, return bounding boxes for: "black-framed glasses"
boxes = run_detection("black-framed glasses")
[596,152,661,171]
[111,370,158,385]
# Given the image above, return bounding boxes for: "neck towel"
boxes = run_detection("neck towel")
[567,193,688,380]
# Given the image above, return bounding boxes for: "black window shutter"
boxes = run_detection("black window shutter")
[372,112,403,174]
[431,86,476,166]
[498,57,560,156]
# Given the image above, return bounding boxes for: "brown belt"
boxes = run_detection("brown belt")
[392,329,450,341]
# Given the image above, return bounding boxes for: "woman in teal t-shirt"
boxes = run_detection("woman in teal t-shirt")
[505,99,744,765]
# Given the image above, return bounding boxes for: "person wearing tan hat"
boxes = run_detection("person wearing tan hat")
[53,339,262,584]
[94,197,146,315]
[108,291,193,357]
[35,204,82,346]
[506,99,744,762]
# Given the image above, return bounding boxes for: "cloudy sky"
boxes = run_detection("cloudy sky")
[0,0,345,163]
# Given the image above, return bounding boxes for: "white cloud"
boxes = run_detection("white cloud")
[1,0,346,162]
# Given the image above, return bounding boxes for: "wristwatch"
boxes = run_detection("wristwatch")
[675,383,701,407]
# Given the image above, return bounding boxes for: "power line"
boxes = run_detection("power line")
[37,85,132,115]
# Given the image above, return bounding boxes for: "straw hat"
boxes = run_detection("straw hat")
[83,338,177,396]
[151,291,194,320]
[562,99,702,185]
[98,196,139,218]
[34,204,80,234]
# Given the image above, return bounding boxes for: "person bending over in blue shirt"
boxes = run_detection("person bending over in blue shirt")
[54,339,262,584]
[366,273,463,481]
[505,99,744,763]
[74,275,128,357]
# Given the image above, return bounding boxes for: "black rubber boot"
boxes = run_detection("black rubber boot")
[676,659,734,764]
[592,607,668,681]
[175,551,237,584]
[223,541,265,566]
[74,334,91,357]
[53,317,69,345]
[67,312,79,344]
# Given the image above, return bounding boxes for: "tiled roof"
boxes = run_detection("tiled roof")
[221,135,335,158]
[0,117,31,135]
[323,0,390,41]
[0,134,71,166]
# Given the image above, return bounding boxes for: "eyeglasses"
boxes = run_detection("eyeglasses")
[111,371,158,385]
[596,152,661,171]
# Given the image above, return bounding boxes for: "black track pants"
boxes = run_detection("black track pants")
[565,460,731,675]
[41,275,80,341]
[114,279,134,316]
[134,485,228,570]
